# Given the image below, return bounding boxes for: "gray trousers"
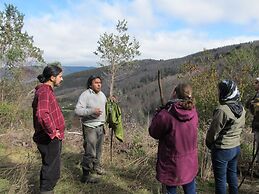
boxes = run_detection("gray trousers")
[81,125,104,173]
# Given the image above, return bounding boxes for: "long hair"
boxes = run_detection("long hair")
[37,64,62,83]
[174,83,195,110]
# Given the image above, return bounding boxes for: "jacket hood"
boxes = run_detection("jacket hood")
[167,102,196,121]
[223,100,243,118]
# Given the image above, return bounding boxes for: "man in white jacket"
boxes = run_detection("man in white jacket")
[75,75,107,183]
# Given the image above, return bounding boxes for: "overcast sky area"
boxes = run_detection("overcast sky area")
[1,0,259,67]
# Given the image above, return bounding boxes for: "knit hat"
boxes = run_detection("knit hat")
[218,80,240,102]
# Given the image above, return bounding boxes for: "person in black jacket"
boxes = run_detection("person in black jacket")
[246,77,259,162]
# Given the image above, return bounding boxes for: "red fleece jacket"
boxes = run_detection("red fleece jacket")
[149,102,199,186]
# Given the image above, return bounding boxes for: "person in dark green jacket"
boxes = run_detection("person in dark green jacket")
[206,80,246,194]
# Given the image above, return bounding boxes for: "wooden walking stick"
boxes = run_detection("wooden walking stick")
[110,127,113,163]
[158,70,165,106]
[239,140,259,189]
[158,70,166,194]
[107,99,114,163]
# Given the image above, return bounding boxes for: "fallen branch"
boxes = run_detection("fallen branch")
[66,131,82,135]
[0,133,7,137]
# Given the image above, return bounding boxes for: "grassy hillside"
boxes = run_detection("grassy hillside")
[0,123,258,193]
[1,40,259,193]
[62,66,95,76]
[56,40,259,124]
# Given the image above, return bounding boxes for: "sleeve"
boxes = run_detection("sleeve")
[245,97,255,115]
[74,92,95,116]
[36,89,56,139]
[206,108,228,149]
[149,110,170,140]
[253,97,259,113]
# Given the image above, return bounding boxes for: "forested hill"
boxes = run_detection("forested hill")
[62,66,95,76]
[56,40,259,123]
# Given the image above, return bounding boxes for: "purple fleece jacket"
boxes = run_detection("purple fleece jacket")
[149,102,199,186]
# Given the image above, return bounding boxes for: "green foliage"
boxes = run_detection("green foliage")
[129,134,146,157]
[0,4,44,67]
[0,101,32,131]
[180,62,219,122]
[94,19,141,96]
[240,141,253,162]
[0,4,44,130]
[218,46,258,99]
[0,102,16,130]
[0,67,35,130]
[95,19,140,67]
[0,178,10,193]
[181,45,259,125]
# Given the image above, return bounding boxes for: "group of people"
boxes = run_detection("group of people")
[32,64,259,194]
[32,65,106,194]
[149,79,259,194]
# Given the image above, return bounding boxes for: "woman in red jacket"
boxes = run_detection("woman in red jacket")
[149,83,199,194]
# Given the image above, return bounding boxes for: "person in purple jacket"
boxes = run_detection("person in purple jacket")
[149,83,199,194]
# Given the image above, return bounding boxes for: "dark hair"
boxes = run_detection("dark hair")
[174,83,194,110]
[87,75,102,89]
[37,64,62,83]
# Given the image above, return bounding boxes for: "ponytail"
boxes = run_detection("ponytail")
[37,64,62,83]
[37,74,46,83]
[174,83,195,110]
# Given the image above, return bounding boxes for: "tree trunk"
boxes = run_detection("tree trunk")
[109,62,116,163]
[109,63,116,97]
[1,79,4,102]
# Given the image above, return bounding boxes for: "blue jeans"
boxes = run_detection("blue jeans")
[166,179,196,194]
[211,146,240,194]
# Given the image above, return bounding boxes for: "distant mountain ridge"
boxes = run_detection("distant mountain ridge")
[1,65,95,81]
[62,66,95,75]
[56,40,259,123]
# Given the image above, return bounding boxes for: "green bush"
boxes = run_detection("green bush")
[0,102,16,131]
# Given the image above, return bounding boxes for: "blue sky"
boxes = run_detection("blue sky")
[1,0,259,66]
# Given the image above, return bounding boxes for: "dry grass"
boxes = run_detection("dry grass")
[0,122,259,194]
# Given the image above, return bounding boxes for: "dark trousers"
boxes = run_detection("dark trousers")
[81,125,104,174]
[37,138,62,192]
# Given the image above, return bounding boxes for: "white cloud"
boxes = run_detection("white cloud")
[18,0,259,66]
[139,30,259,60]
[25,12,102,66]
[155,0,259,25]
[154,0,223,24]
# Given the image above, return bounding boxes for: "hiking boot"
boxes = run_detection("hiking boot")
[80,174,100,184]
[93,167,106,175]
